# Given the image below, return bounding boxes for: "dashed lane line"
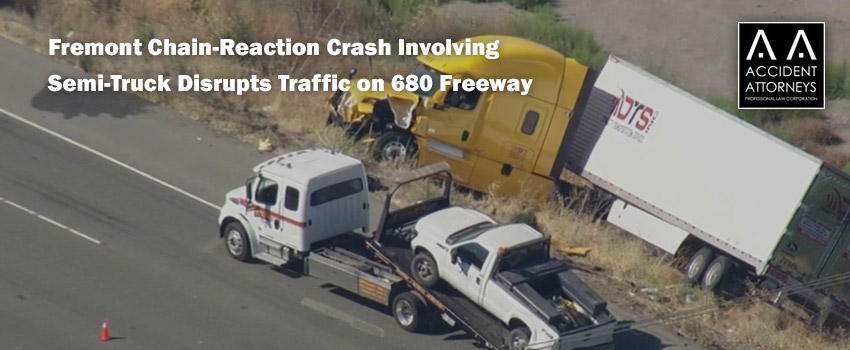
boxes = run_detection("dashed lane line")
[0,197,102,245]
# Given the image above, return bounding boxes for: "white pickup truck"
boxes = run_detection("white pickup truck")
[409,207,614,350]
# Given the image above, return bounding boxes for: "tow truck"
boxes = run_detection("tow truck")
[217,148,618,350]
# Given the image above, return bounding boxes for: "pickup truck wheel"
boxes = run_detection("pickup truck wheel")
[373,131,418,162]
[508,326,531,350]
[411,252,439,288]
[686,247,713,283]
[392,291,427,332]
[224,222,250,262]
[703,255,731,291]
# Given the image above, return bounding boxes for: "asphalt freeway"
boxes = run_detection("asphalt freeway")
[0,36,705,350]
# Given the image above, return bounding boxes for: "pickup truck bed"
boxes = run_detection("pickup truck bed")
[373,232,618,350]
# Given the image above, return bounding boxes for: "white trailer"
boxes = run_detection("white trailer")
[562,55,823,287]
[557,55,850,325]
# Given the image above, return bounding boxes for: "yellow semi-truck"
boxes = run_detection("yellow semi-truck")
[328,35,591,199]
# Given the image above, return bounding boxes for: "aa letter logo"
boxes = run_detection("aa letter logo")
[738,22,825,109]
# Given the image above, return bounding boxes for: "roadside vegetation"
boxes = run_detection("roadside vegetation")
[1,1,849,349]
[465,0,553,10]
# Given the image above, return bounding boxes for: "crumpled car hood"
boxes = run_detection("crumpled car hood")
[340,81,420,128]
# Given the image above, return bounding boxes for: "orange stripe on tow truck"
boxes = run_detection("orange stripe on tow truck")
[238,198,306,227]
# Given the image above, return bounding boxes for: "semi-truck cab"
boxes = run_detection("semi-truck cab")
[329,35,593,199]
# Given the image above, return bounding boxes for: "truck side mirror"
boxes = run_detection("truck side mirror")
[245,176,256,203]
[450,249,458,264]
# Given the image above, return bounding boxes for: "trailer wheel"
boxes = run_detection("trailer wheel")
[686,247,713,283]
[508,326,531,350]
[224,222,251,262]
[373,131,418,162]
[703,255,731,291]
[392,291,427,332]
[411,252,439,288]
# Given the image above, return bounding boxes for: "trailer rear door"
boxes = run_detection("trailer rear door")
[818,236,850,320]
[771,167,850,280]
[770,166,850,319]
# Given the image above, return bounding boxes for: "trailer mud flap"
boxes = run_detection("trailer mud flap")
[552,80,619,177]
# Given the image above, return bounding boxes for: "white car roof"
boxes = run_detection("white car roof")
[416,207,496,243]
[253,148,363,185]
[420,207,544,251]
[475,224,543,251]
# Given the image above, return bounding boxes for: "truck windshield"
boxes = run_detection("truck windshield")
[446,222,497,245]
[412,65,441,98]
[497,241,549,272]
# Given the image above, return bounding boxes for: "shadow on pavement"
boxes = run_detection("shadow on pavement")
[324,286,465,338]
[31,85,149,119]
[272,260,306,279]
[615,326,666,350]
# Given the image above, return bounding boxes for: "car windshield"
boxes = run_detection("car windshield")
[497,240,549,272]
[445,222,497,245]
[412,65,441,98]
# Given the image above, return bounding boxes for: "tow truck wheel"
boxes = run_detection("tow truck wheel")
[703,255,731,291]
[373,131,418,162]
[392,291,427,332]
[508,326,531,350]
[224,222,251,262]
[685,247,713,283]
[411,252,439,288]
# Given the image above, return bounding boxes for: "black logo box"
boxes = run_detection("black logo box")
[738,22,825,109]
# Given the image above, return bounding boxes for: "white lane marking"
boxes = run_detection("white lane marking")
[1,198,102,245]
[0,106,221,210]
[36,214,68,230]
[301,298,385,338]
[2,198,36,215]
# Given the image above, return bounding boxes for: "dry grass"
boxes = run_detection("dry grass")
[2,1,850,350]
[786,118,844,147]
[777,118,848,167]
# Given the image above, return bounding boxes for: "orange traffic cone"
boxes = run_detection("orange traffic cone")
[100,319,111,342]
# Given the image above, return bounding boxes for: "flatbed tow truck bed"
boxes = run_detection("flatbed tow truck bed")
[378,242,509,348]
[305,231,512,349]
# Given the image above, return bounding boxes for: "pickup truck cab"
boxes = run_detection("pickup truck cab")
[409,207,614,350]
[217,148,370,265]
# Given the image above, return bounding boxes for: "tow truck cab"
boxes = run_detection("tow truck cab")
[217,148,370,264]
